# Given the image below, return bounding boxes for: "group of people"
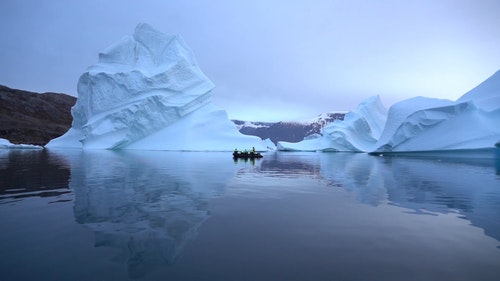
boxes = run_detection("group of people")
[234,147,256,155]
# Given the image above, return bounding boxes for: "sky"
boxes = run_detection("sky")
[1,0,499,121]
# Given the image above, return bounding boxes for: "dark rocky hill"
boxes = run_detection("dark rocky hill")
[0,85,76,146]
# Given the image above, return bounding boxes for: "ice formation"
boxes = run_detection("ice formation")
[373,70,500,152]
[278,70,500,153]
[47,23,268,151]
[0,138,42,149]
[277,95,388,152]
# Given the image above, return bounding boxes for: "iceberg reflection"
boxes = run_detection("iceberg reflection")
[317,150,500,242]
[60,150,237,279]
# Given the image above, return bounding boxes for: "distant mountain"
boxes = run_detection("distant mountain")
[0,85,76,146]
[232,112,345,145]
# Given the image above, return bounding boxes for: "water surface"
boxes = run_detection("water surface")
[1,149,499,280]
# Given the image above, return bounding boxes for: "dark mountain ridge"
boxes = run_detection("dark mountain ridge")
[233,112,345,145]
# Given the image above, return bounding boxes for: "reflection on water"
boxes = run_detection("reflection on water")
[261,152,322,176]
[0,149,71,202]
[0,148,499,280]
[0,149,239,279]
[66,150,237,279]
[318,150,500,242]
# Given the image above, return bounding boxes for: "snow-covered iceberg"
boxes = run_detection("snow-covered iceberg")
[278,70,500,153]
[47,23,268,151]
[277,95,388,152]
[373,70,500,152]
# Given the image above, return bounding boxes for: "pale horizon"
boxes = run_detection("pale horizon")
[1,0,499,121]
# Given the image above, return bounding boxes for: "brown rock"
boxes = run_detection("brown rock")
[0,85,76,146]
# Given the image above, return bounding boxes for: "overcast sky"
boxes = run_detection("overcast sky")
[1,0,499,121]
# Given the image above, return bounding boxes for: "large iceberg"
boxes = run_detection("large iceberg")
[373,70,500,152]
[47,23,268,151]
[278,70,500,153]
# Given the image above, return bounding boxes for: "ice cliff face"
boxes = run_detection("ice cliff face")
[374,70,500,152]
[278,70,500,153]
[47,23,267,151]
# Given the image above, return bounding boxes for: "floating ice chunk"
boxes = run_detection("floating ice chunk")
[0,138,42,149]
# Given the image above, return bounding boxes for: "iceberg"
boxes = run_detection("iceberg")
[47,23,268,151]
[373,70,500,152]
[277,95,388,152]
[278,70,500,153]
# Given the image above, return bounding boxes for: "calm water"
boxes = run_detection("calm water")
[1,149,499,281]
